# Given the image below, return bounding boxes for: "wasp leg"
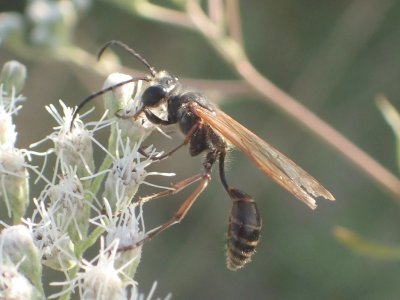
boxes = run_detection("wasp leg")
[118,151,217,251]
[139,173,204,203]
[143,108,173,126]
[139,120,202,161]
[118,172,210,251]
[144,173,209,246]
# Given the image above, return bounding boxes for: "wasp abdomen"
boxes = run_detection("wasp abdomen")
[226,188,262,271]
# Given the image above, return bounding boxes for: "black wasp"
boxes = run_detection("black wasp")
[72,40,335,270]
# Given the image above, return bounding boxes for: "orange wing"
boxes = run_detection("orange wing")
[190,102,335,209]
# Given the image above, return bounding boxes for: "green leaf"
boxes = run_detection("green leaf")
[334,226,400,260]
[376,95,400,173]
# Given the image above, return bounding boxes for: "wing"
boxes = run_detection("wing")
[190,102,335,209]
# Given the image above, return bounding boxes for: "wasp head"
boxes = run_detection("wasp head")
[141,71,179,108]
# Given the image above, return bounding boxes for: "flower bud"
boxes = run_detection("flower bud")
[79,239,127,300]
[0,106,17,147]
[103,73,156,142]
[0,265,40,300]
[105,204,144,279]
[0,61,27,95]
[40,233,76,271]
[0,148,29,221]
[0,225,43,295]
[45,101,95,176]
[103,73,135,116]
[47,169,88,242]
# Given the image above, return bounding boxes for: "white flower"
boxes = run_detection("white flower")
[0,83,24,148]
[0,61,27,95]
[0,104,17,147]
[103,73,155,141]
[102,72,170,142]
[48,101,95,174]
[92,200,145,279]
[0,87,29,219]
[24,198,76,271]
[0,264,36,300]
[46,166,90,242]
[31,100,109,177]
[50,238,134,300]
[103,134,174,212]
[80,238,130,300]
[0,225,44,299]
[0,225,43,288]
[0,146,29,218]
[0,58,178,299]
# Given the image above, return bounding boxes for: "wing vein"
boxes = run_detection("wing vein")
[191,103,335,209]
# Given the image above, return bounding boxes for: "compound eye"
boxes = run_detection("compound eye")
[142,85,167,107]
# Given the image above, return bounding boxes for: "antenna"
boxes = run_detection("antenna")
[98,40,157,77]
[70,76,150,130]
[70,40,157,130]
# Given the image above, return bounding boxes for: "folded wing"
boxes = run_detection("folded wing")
[191,102,335,209]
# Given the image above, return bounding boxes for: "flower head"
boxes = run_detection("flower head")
[0,60,27,95]
[0,84,29,220]
[46,165,91,242]
[0,224,44,298]
[102,72,169,142]
[24,198,76,271]
[48,101,96,175]
[51,238,134,300]
[0,264,37,300]
[103,134,174,212]
[0,147,29,219]
[31,100,109,177]
[93,200,146,279]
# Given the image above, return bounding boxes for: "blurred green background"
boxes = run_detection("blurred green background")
[1,1,400,299]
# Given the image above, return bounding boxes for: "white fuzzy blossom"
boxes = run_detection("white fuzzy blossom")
[0,264,36,300]
[103,134,174,211]
[30,100,102,176]
[53,237,170,300]
[0,73,30,220]
[102,73,170,142]
[46,166,91,242]
[0,87,20,139]
[50,238,133,300]
[103,73,156,141]
[92,200,146,279]
[0,146,30,218]
[0,60,173,299]
[0,225,44,299]
[24,198,76,271]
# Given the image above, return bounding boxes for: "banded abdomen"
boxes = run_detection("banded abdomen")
[226,188,262,271]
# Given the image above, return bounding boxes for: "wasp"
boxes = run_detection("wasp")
[72,41,335,270]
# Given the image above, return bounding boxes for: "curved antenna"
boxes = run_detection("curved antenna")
[70,76,150,130]
[98,40,157,77]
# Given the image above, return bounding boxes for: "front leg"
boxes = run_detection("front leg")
[143,108,174,126]
[115,107,173,125]
[139,120,202,161]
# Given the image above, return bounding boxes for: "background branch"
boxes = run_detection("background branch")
[185,0,400,200]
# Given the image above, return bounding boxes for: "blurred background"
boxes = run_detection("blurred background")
[1,0,400,299]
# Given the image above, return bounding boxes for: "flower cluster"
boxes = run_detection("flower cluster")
[0,61,172,299]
